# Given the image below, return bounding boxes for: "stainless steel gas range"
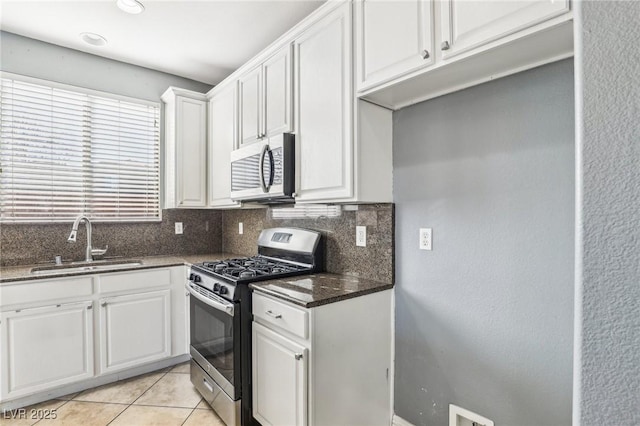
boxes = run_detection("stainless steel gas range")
[186,227,323,426]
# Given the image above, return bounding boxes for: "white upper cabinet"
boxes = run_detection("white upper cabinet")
[356,0,572,108]
[263,45,293,138]
[162,87,208,208]
[440,0,570,59]
[355,0,434,92]
[238,44,293,148]
[294,1,392,204]
[208,81,241,208]
[294,2,353,202]
[238,66,262,147]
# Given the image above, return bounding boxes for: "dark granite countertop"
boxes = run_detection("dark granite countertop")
[0,253,238,284]
[249,273,394,308]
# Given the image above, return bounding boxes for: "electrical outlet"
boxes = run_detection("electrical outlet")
[356,226,367,247]
[238,222,244,235]
[419,228,432,250]
[175,222,183,235]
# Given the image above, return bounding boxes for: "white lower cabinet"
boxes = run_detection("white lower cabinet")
[252,290,392,426]
[99,289,171,374]
[0,301,94,399]
[253,322,308,426]
[0,266,186,406]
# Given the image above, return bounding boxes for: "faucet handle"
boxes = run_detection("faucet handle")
[91,245,109,257]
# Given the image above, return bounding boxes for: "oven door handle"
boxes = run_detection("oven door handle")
[186,284,235,316]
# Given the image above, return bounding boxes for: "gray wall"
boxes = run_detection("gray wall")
[0,32,220,264]
[393,59,575,426]
[0,31,211,100]
[575,2,640,424]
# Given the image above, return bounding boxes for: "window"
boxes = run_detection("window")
[0,74,161,223]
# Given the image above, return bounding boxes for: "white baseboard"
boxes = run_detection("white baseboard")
[0,354,189,412]
[393,414,416,426]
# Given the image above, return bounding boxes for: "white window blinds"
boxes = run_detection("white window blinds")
[0,75,161,223]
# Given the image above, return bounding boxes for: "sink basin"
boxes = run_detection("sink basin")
[30,260,143,275]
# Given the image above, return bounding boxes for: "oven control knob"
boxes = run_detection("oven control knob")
[193,275,201,283]
[219,286,228,295]
[189,273,195,281]
[213,283,220,292]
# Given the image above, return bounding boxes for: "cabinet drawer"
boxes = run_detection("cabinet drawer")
[98,268,172,294]
[0,276,93,308]
[253,293,308,339]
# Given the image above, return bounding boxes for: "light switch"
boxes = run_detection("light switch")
[239,222,244,235]
[175,222,183,235]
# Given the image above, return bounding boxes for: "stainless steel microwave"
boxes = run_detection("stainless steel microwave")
[230,133,295,203]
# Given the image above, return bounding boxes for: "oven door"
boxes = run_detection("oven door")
[187,283,241,400]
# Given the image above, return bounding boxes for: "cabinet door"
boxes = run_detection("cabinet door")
[263,44,293,138]
[208,82,241,208]
[99,290,171,374]
[176,96,207,207]
[440,0,570,59]
[252,322,307,426]
[356,0,434,91]
[0,301,94,399]
[238,66,263,147]
[294,2,353,202]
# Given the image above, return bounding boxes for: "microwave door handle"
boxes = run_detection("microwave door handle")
[186,284,235,316]
[266,148,275,191]
[259,144,269,193]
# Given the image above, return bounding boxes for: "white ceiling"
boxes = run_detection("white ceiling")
[0,0,324,85]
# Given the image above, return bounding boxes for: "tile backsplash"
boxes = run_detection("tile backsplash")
[222,204,394,284]
[0,209,223,267]
[1,204,394,284]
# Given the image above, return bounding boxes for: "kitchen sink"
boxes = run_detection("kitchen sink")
[30,260,143,275]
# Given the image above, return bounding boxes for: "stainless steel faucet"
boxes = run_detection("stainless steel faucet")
[67,215,108,262]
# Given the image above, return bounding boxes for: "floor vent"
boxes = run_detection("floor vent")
[449,404,494,426]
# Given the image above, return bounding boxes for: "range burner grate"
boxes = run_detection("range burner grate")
[200,256,309,281]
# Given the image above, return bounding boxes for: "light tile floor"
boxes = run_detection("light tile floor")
[1,363,225,426]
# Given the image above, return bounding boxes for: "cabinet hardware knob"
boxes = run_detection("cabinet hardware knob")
[295,353,303,360]
[441,41,450,51]
[101,302,107,307]
[421,49,430,59]
[87,305,93,310]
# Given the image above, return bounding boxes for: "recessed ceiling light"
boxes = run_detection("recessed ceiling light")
[80,32,108,46]
[116,0,145,14]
